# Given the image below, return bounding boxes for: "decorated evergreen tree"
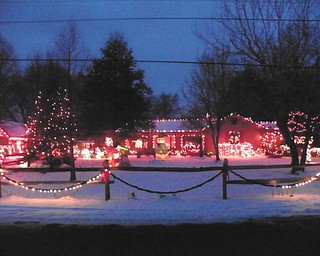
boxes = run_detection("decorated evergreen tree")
[26,88,76,168]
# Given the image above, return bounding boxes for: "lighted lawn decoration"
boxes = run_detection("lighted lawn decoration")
[116,145,131,167]
[155,134,170,160]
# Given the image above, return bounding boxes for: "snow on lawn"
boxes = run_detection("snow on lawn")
[1,155,320,225]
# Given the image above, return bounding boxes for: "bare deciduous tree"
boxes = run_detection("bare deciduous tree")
[53,22,90,75]
[197,0,320,170]
[184,48,233,161]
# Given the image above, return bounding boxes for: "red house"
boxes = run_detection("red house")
[74,114,279,159]
[0,121,29,159]
[124,115,277,157]
[124,119,205,156]
[205,114,274,157]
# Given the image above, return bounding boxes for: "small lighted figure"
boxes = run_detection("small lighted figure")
[81,148,91,159]
[95,147,105,159]
[105,137,114,147]
[16,141,22,153]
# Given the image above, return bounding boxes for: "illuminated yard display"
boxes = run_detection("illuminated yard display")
[122,116,269,157]
[218,130,255,157]
[155,135,170,160]
[218,142,255,157]
[212,114,272,157]
[123,119,205,157]
[118,114,320,158]
[6,112,320,160]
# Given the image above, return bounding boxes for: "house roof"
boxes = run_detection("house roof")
[0,121,28,138]
[223,114,278,130]
[141,119,205,132]
[153,119,190,131]
[259,121,278,130]
[140,116,278,133]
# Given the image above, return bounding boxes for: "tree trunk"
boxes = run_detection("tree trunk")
[214,127,221,162]
[214,138,220,161]
[300,116,312,168]
[276,116,299,173]
[67,56,76,181]
[199,134,204,157]
[208,119,221,162]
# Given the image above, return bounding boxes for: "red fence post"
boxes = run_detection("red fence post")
[102,160,111,201]
[222,159,229,200]
[104,170,111,201]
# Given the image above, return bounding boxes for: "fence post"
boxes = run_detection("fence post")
[222,159,229,200]
[102,160,111,201]
[101,169,111,201]
[104,170,111,201]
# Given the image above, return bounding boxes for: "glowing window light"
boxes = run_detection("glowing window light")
[134,139,143,148]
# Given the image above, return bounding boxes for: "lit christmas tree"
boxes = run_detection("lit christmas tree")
[26,88,76,167]
[260,130,284,156]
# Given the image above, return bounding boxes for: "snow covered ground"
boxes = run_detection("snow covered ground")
[1,155,320,226]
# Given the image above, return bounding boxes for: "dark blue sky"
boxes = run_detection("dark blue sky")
[0,1,221,96]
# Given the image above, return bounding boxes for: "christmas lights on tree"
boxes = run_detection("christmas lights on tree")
[260,131,284,157]
[26,88,76,167]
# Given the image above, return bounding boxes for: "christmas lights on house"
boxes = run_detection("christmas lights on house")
[218,142,255,157]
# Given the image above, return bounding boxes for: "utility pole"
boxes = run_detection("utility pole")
[67,50,76,181]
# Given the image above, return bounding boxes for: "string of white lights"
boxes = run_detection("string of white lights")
[1,167,320,195]
[0,169,109,194]
[281,172,320,189]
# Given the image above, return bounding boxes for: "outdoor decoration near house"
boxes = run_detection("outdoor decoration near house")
[105,137,114,147]
[76,136,115,159]
[229,131,240,144]
[124,119,205,157]
[155,135,170,160]
[218,142,255,158]
[10,113,320,162]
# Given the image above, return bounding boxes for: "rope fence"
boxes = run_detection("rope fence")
[0,170,104,194]
[110,171,222,195]
[228,169,320,188]
[222,159,320,199]
[1,160,320,200]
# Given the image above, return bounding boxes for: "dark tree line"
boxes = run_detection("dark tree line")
[0,27,185,175]
[0,30,181,137]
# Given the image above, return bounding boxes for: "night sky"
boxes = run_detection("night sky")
[0,0,221,97]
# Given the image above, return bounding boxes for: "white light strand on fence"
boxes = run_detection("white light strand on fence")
[0,169,108,194]
[281,172,320,189]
